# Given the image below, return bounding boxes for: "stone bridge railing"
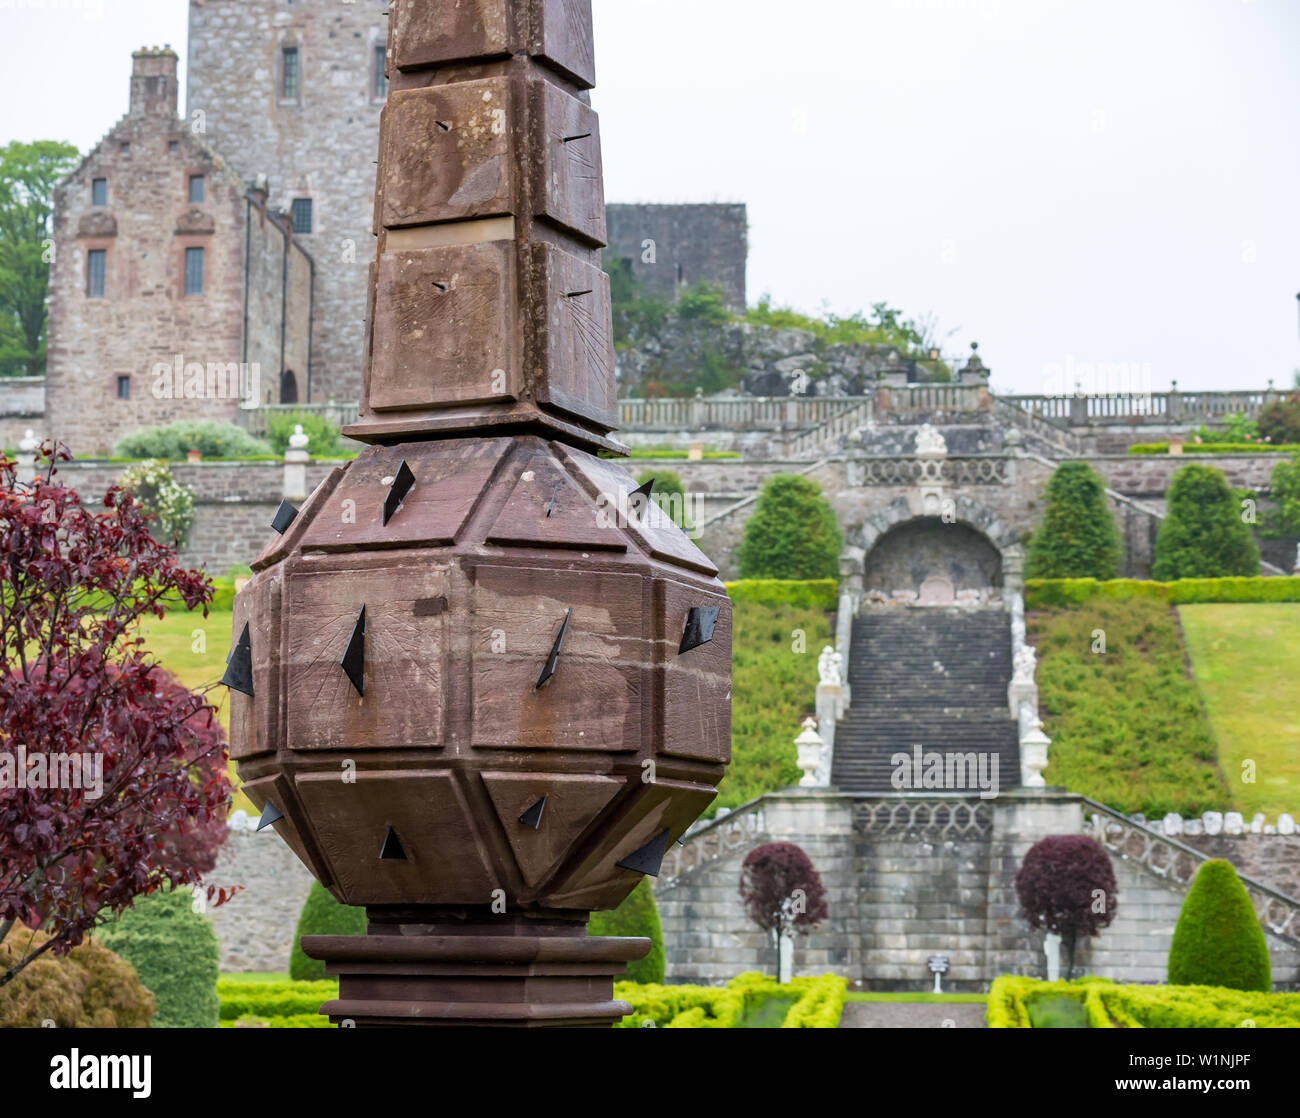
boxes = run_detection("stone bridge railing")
[234,401,360,438]
[657,798,770,891]
[1002,389,1279,427]
[1081,797,1300,946]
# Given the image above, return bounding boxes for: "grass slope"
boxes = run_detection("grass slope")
[1177,604,1300,817]
[1030,598,1229,815]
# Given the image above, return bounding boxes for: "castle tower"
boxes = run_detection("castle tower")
[186,0,390,404]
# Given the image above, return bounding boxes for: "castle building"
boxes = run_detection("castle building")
[186,0,390,405]
[45,48,312,456]
[605,203,748,311]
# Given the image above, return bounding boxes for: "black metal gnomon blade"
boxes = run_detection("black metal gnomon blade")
[379,825,407,861]
[221,623,255,696]
[628,476,654,519]
[270,499,298,534]
[256,801,284,832]
[679,606,720,654]
[616,829,671,877]
[382,460,416,526]
[519,796,547,830]
[341,606,366,697]
[535,607,572,690]
[544,480,561,518]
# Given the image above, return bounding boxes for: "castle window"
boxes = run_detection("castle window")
[189,175,205,204]
[169,140,179,153]
[120,141,130,154]
[116,376,131,401]
[281,46,300,100]
[291,197,313,234]
[185,246,205,296]
[92,178,107,206]
[86,250,106,297]
[373,44,388,99]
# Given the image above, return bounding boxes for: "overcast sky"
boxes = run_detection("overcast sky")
[2,0,1297,394]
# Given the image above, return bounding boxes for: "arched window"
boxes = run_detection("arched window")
[280,369,299,405]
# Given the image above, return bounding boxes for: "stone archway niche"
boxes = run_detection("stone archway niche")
[863,517,1003,598]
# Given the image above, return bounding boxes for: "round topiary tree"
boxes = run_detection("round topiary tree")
[289,881,368,981]
[1015,834,1118,979]
[1025,462,1123,579]
[0,927,154,1028]
[97,886,220,1028]
[1167,859,1270,992]
[739,842,829,979]
[587,879,665,984]
[1153,463,1260,579]
[737,475,841,581]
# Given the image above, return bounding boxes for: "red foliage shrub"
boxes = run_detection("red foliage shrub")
[738,842,829,935]
[1014,834,1118,978]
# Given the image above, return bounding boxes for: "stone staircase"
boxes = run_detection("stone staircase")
[831,606,1021,793]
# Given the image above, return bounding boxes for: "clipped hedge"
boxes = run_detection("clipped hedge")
[725,579,839,611]
[97,887,220,1028]
[615,972,846,1028]
[1128,442,1299,455]
[1025,576,1300,609]
[989,976,1300,1028]
[289,881,368,981]
[113,420,272,460]
[1168,860,1270,992]
[217,978,339,1020]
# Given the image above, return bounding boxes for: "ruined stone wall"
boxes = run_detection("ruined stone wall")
[46,55,248,456]
[187,0,389,404]
[606,203,748,311]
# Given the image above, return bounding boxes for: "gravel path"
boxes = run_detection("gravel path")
[839,1002,988,1028]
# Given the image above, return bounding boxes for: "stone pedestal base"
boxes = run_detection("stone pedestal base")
[301,917,649,1028]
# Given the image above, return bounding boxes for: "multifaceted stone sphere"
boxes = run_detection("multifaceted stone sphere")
[230,435,730,914]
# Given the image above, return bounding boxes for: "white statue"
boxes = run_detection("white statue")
[1012,643,1036,684]
[288,423,310,451]
[817,645,842,687]
[914,423,947,458]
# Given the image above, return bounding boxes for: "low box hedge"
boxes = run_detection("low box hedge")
[1127,443,1298,455]
[615,972,846,1028]
[988,975,1300,1028]
[725,578,839,611]
[217,978,339,1020]
[1025,576,1300,609]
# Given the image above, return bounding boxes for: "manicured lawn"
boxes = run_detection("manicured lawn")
[1178,603,1300,817]
[845,992,987,1003]
[1030,598,1230,815]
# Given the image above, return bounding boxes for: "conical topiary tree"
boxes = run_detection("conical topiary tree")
[587,879,665,984]
[737,475,841,581]
[97,886,219,1028]
[1167,859,1270,991]
[1025,462,1123,579]
[1153,463,1260,580]
[289,881,368,981]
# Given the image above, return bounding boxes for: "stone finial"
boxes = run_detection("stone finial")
[1019,719,1050,788]
[1162,812,1183,835]
[794,717,825,788]
[1279,814,1296,835]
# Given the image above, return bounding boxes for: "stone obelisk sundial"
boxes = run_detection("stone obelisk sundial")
[224,0,732,1027]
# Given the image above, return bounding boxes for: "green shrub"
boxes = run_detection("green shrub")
[1264,451,1300,540]
[1258,393,1300,445]
[1025,462,1122,579]
[1154,464,1260,579]
[614,972,845,1028]
[97,886,220,1028]
[1029,597,1228,814]
[113,420,271,460]
[117,460,196,548]
[635,469,691,532]
[725,578,838,611]
[0,928,155,1028]
[1168,859,1270,992]
[588,880,665,984]
[1026,994,1090,1028]
[288,881,367,981]
[264,411,349,457]
[737,475,841,581]
[675,281,731,325]
[1025,576,1300,608]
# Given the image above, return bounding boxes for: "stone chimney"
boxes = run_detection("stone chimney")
[129,46,179,118]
